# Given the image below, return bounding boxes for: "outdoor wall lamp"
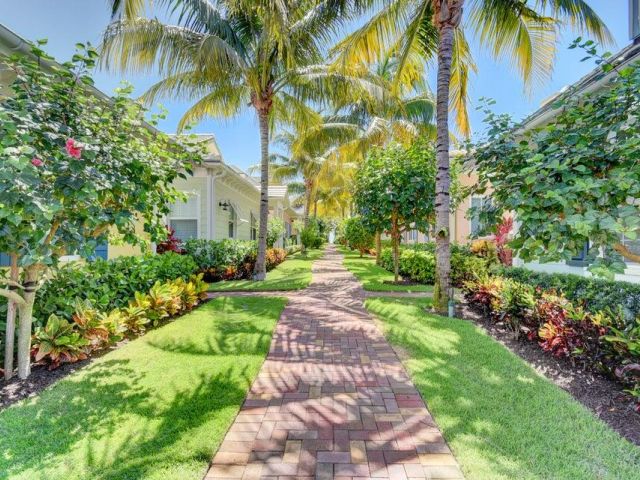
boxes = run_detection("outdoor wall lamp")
[218,201,230,211]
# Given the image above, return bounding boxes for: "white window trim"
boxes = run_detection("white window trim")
[168,192,201,240]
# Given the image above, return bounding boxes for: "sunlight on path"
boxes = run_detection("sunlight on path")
[204,245,462,479]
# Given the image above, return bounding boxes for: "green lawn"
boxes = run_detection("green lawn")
[365,297,640,480]
[0,297,286,480]
[208,249,324,291]
[340,247,433,292]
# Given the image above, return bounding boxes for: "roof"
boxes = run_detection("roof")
[268,185,288,198]
[521,41,640,130]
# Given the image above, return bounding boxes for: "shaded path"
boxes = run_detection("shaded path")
[204,245,463,479]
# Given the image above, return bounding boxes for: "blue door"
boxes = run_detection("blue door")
[93,243,108,260]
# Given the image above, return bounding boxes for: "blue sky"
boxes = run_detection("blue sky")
[1,1,628,171]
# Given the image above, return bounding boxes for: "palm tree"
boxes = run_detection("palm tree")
[334,0,611,312]
[103,0,380,279]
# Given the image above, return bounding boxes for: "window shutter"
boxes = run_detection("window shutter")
[170,219,198,241]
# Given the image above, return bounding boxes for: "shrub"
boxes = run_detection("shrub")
[156,226,185,254]
[501,267,640,322]
[27,252,197,327]
[266,218,286,248]
[266,248,287,271]
[301,224,323,250]
[184,239,256,281]
[32,315,89,370]
[379,246,489,287]
[31,274,209,369]
[491,280,535,337]
[343,217,374,256]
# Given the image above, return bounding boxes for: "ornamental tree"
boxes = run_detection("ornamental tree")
[354,140,442,282]
[0,41,202,379]
[468,46,640,279]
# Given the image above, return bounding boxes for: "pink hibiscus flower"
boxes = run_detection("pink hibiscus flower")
[65,138,82,159]
[31,157,44,167]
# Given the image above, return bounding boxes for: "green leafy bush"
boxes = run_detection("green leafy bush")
[343,217,374,256]
[266,218,286,248]
[184,239,256,280]
[379,246,488,287]
[501,267,640,322]
[26,253,196,327]
[300,224,323,250]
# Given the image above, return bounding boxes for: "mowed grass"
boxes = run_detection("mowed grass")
[339,247,432,292]
[208,249,324,291]
[0,297,287,480]
[365,297,640,480]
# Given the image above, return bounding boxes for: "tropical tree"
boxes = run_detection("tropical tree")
[335,0,611,312]
[353,140,440,282]
[103,0,381,279]
[468,47,640,279]
[0,42,200,379]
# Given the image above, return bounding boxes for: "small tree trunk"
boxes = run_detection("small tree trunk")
[253,108,270,281]
[17,265,41,379]
[391,213,400,283]
[4,253,19,380]
[303,180,312,228]
[375,232,381,265]
[433,1,461,314]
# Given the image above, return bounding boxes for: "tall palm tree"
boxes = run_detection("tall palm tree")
[103,0,379,279]
[334,0,611,312]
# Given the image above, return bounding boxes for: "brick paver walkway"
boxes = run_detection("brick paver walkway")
[204,246,463,480]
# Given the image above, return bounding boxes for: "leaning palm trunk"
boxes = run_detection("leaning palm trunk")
[433,0,462,314]
[4,253,18,380]
[304,179,313,228]
[254,108,270,281]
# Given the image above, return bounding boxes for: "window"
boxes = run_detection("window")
[567,241,590,267]
[228,205,237,238]
[470,196,491,237]
[250,213,257,241]
[169,193,199,241]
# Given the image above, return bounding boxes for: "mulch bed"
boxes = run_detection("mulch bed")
[455,303,640,446]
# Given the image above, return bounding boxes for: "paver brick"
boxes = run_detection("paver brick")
[204,247,462,479]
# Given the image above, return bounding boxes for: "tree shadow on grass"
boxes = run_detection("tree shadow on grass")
[0,360,252,480]
[147,315,275,356]
[367,298,640,480]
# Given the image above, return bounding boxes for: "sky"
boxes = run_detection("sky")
[0,0,630,171]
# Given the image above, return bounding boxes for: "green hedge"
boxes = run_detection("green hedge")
[0,252,197,363]
[379,246,490,287]
[32,253,197,324]
[184,239,256,280]
[501,267,640,321]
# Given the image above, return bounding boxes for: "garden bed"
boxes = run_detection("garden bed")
[458,302,640,446]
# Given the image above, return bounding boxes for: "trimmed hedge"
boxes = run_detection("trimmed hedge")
[183,239,288,281]
[501,267,640,321]
[33,253,197,325]
[379,246,490,287]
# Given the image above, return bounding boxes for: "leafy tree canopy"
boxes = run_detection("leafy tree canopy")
[0,41,201,269]
[467,44,640,278]
[354,138,457,235]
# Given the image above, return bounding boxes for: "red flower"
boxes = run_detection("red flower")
[31,157,43,167]
[65,138,82,159]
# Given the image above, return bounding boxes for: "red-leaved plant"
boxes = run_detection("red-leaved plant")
[156,226,184,254]
[495,216,513,266]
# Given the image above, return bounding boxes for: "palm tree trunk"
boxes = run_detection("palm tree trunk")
[253,109,270,281]
[304,179,312,227]
[433,0,462,314]
[4,253,18,380]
